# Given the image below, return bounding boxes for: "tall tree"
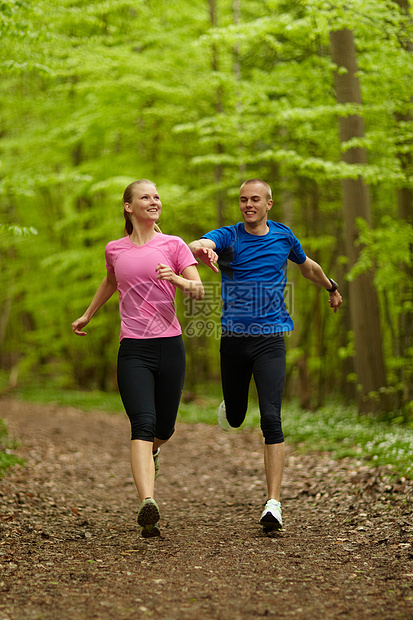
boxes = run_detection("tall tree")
[329,28,388,412]
[394,0,413,406]
[1,0,411,411]
[208,0,225,227]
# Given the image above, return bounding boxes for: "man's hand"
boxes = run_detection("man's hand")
[329,290,343,313]
[194,247,219,273]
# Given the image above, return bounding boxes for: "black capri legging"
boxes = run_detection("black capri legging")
[220,332,286,444]
[117,336,186,442]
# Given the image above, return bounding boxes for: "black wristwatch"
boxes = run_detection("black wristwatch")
[327,278,338,293]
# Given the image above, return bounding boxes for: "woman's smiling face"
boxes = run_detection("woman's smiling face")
[125,182,162,225]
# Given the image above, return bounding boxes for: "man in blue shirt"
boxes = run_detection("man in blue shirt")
[189,179,342,532]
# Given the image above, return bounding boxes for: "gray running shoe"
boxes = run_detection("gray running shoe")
[138,497,160,527]
[260,499,282,531]
[217,401,230,431]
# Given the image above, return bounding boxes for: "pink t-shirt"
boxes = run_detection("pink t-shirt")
[105,234,197,341]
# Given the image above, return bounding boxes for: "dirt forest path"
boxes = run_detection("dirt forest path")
[0,399,413,620]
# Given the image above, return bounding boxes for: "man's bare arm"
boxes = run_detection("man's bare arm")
[188,239,219,273]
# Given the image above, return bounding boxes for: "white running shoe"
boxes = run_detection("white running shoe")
[217,401,230,431]
[260,499,282,531]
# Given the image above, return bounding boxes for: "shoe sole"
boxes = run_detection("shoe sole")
[141,523,161,538]
[218,414,230,431]
[260,514,282,531]
[218,420,230,431]
[217,403,230,431]
[262,522,282,532]
[138,500,160,527]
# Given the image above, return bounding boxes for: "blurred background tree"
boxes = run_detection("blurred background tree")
[1,0,412,416]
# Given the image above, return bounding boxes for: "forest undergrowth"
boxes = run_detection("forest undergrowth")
[0,397,412,619]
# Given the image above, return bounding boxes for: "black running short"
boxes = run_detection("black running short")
[220,333,286,444]
[117,336,185,442]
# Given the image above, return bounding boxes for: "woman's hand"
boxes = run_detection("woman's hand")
[156,263,204,300]
[71,274,117,337]
[156,263,177,283]
[72,315,90,336]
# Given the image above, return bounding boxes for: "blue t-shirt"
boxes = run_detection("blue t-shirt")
[202,221,306,334]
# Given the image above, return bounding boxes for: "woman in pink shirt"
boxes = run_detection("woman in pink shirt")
[72,179,204,538]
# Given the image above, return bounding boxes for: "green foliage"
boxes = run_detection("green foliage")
[0,418,24,476]
[349,216,413,292]
[0,0,412,411]
[15,386,124,413]
[280,402,413,479]
[347,216,413,395]
[179,397,413,479]
[0,224,38,236]
[7,388,412,479]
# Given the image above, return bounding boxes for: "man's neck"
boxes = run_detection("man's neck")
[243,221,269,236]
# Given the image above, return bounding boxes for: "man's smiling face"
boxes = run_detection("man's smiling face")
[239,182,273,230]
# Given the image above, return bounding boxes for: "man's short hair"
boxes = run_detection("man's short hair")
[240,179,272,201]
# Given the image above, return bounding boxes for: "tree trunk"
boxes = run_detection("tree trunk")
[329,28,388,413]
[233,0,246,185]
[208,0,224,227]
[394,0,413,406]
